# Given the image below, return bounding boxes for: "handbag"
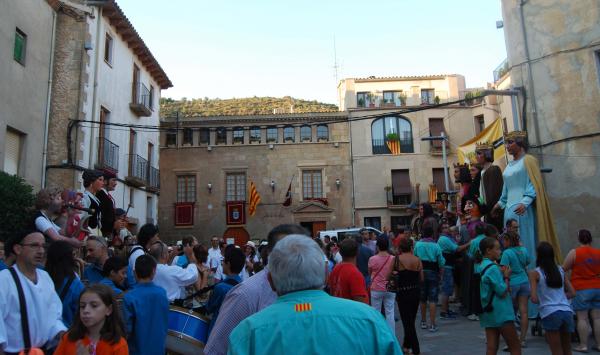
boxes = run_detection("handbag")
[386,255,401,293]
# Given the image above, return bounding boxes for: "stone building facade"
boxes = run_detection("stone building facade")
[500,0,600,250]
[44,0,172,230]
[0,0,55,189]
[158,112,353,244]
[338,75,515,232]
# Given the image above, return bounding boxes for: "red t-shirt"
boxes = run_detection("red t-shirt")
[327,262,369,304]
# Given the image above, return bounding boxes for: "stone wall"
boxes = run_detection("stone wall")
[501,0,600,251]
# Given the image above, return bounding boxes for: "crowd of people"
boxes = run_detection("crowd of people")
[0,129,598,355]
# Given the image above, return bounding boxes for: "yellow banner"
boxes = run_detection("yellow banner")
[457,118,506,164]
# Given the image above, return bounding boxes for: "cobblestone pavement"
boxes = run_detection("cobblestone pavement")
[393,307,552,355]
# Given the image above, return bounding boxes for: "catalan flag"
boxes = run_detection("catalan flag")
[248,181,261,216]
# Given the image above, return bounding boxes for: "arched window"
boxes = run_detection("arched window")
[317,125,329,141]
[283,126,295,142]
[233,127,244,144]
[300,125,311,142]
[371,116,413,154]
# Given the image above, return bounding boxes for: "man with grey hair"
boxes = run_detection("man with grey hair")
[149,241,198,301]
[204,224,310,355]
[83,235,109,284]
[228,235,402,354]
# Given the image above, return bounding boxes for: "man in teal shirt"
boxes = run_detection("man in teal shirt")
[228,235,402,355]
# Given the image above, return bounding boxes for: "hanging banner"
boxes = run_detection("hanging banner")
[457,118,506,164]
[226,201,246,225]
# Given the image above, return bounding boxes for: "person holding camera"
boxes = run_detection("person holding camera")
[475,236,521,355]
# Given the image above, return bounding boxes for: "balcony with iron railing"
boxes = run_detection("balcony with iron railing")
[96,137,119,172]
[126,154,148,187]
[147,166,160,192]
[371,138,414,155]
[129,82,152,117]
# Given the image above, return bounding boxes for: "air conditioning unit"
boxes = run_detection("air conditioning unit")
[207,146,212,152]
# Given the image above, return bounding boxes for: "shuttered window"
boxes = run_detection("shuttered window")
[177,175,196,202]
[391,169,411,205]
[226,173,246,201]
[428,118,445,149]
[3,130,22,175]
[302,170,323,199]
[432,168,449,192]
[14,28,26,65]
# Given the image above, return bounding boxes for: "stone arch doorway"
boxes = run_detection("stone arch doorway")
[223,227,250,246]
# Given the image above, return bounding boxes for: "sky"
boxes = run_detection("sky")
[117,0,507,105]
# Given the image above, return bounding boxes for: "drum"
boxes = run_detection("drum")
[166,306,210,354]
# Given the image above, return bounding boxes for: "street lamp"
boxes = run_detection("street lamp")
[421,131,450,193]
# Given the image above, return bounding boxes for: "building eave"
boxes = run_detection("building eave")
[95,0,173,89]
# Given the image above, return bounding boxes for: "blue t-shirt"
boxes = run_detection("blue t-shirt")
[414,239,445,267]
[437,235,458,269]
[500,246,530,286]
[475,258,514,328]
[100,277,123,296]
[0,260,6,271]
[206,275,241,334]
[58,275,85,327]
[356,244,374,278]
[83,264,104,284]
[123,282,169,355]
[468,234,486,259]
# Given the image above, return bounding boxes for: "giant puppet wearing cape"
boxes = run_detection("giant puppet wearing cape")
[496,131,562,262]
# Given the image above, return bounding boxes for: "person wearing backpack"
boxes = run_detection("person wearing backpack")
[475,236,522,355]
[126,223,161,289]
[500,231,531,348]
[530,242,576,355]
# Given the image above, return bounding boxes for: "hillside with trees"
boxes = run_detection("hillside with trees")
[160,96,338,117]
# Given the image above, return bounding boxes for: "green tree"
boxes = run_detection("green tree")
[0,172,35,242]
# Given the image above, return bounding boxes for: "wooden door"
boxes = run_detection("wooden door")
[312,221,326,238]
[223,227,250,246]
[132,64,140,103]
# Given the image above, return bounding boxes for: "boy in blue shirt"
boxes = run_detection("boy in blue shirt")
[206,245,245,334]
[437,223,471,319]
[100,256,128,296]
[123,255,169,355]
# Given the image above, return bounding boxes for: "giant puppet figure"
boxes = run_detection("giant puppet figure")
[474,141,504,231]
[492,131,561,262]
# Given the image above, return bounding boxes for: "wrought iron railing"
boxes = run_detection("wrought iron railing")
[148,166,160,190]
[372,138,414,154]
[132,82,151,110]
[97,137,119,172]
[128,154,148,182]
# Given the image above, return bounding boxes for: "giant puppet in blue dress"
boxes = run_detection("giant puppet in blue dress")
[492,130,561,263]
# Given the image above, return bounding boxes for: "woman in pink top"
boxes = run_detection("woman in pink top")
[368,237,395,335]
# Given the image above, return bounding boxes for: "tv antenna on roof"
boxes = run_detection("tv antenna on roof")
[333,35,339,84]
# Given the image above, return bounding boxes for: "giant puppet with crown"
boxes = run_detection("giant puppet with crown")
[491,130,561,262]
[474,141,504,231]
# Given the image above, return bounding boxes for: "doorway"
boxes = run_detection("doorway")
[300,221,326,238]
[223,227,250,246]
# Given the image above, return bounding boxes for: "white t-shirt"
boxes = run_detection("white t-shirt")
[35,212,61,236]
[153,263,199,301]
[0,266,67,352]
[240,254,260,281]
[128,246,145,270]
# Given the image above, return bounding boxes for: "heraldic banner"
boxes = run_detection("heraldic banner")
[457,118,506,164]
[226,201,246,225]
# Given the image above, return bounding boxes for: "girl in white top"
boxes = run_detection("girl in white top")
[34,188,82,248]
[529,242,576,355]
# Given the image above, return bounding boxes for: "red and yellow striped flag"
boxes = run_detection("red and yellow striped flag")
[248,181,261,216]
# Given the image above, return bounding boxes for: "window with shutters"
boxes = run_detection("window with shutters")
[226,173,246,201]
[3,129,23,176]
[177,175,196,202]
[474,115,485,134]
[391,169,411,205]
[428,118,445,150]
[104,33,113,65]
[432,168,449,192]
[302,170,323,199]
[14,28,26,65]
[166,129,176,147]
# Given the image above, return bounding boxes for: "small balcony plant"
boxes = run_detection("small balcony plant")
[357,97,365,107]
[385,133,401,155]
[367,92,377,107]
[399,93,407,106]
